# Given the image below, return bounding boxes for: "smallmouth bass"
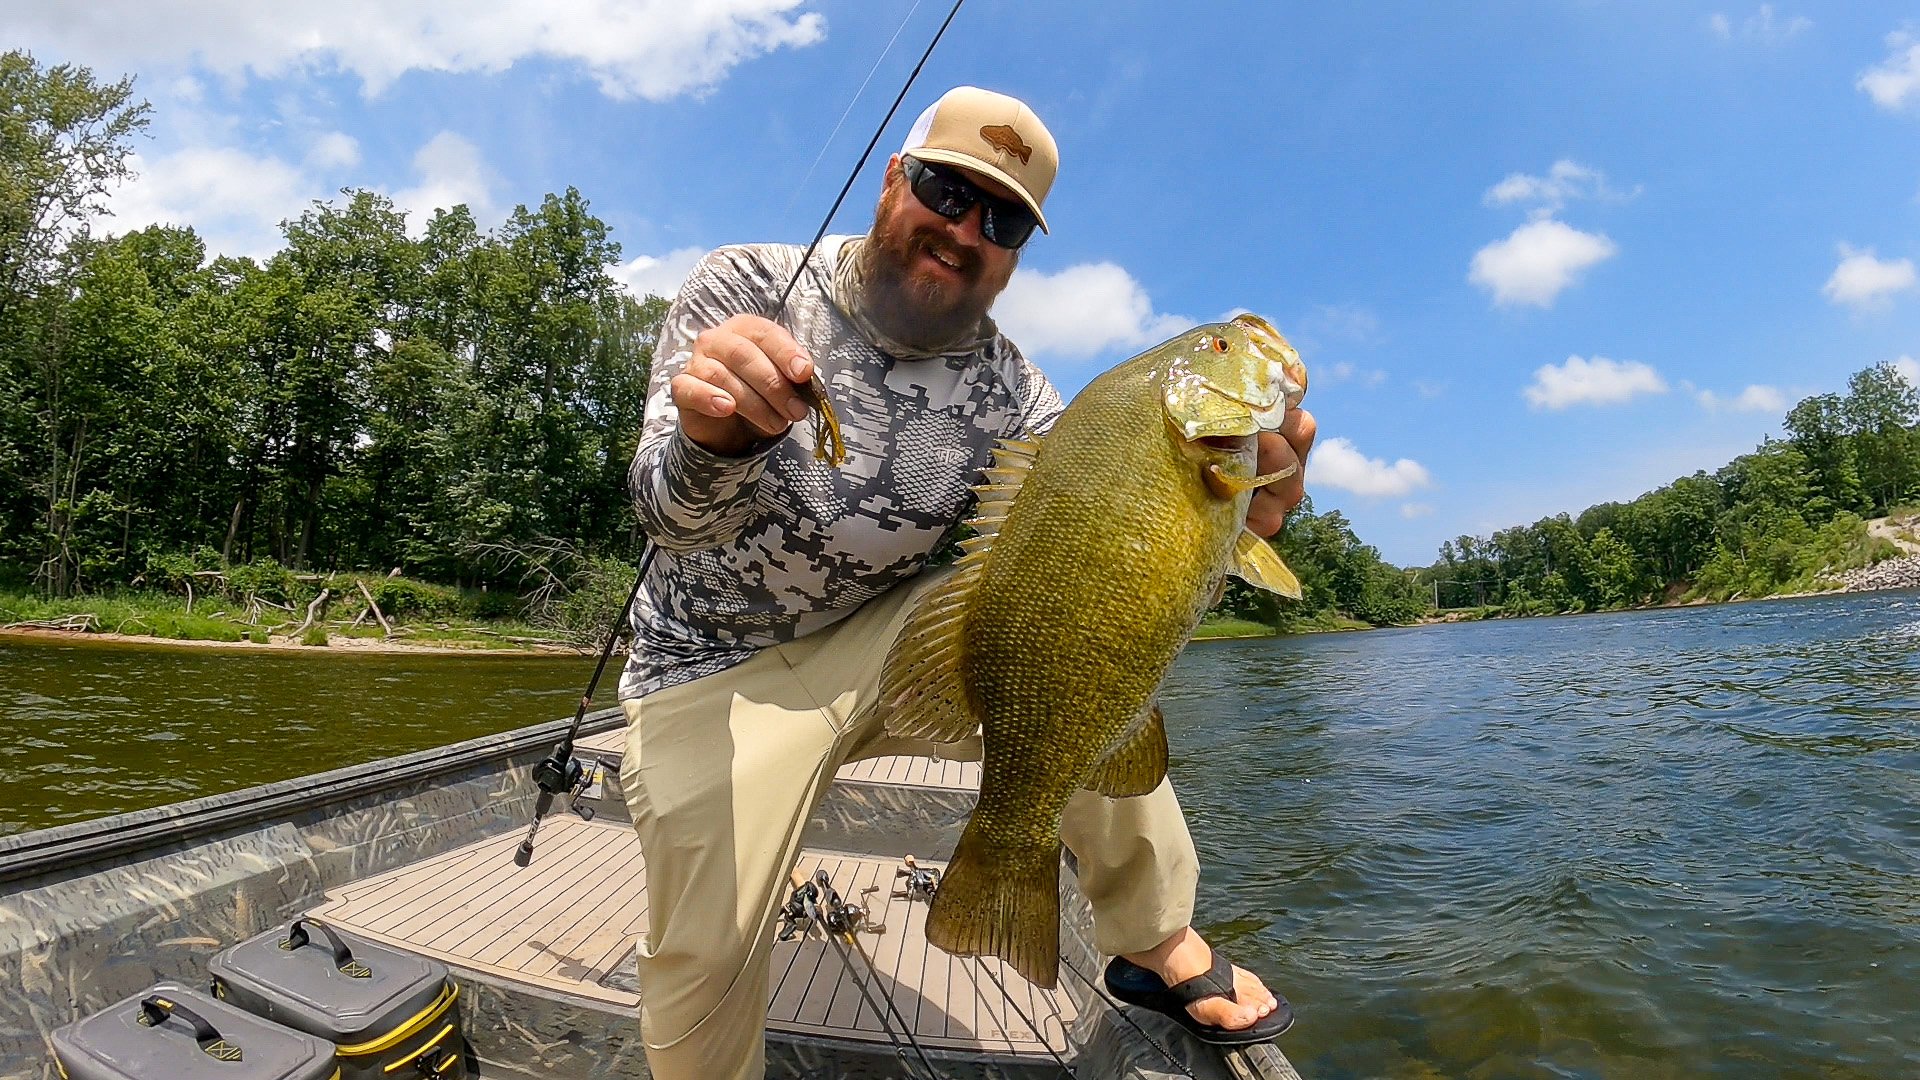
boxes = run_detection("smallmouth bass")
[874,313,1308,988]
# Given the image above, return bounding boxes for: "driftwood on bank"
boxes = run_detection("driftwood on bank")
[355,580,394,637]
[287,589,331,640]
[2,613,98,633]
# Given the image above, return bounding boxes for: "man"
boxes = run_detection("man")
[619,86,1317,1080]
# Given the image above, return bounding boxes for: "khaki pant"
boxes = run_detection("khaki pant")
[619,570,1199,1080]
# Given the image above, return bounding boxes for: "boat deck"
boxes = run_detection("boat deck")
[307,755,1074,1056]
[575,728,984,793]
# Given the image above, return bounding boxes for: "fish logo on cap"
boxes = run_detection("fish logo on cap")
[979,124,1032,165]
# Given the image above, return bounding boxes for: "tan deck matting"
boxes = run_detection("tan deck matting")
[574,728,981,792]
[307,817,1072,1054]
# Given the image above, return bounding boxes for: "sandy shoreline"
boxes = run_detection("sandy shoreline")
[0,625,589,657]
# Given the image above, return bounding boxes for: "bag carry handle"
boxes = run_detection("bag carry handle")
[138,995,222,1044]
[284,918,361,973]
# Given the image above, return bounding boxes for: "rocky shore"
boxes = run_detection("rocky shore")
[1832,554,1920,593]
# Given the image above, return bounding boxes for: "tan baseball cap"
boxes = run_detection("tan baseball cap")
[900,86,1057,233]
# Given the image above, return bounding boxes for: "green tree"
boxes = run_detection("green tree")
[1784,392,1866,516]
[0,51,149,326]
[1586,527,1642,608]
[272,190,417,568]
[1841,362,1920,514]
[0,51,151,586]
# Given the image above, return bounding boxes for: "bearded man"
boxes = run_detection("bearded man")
[618,86,1316,1080]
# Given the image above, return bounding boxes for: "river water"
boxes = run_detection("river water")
[0,638,595,831]
[2,591,1916,1077]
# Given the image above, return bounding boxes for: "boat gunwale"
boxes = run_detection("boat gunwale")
[0,707,626,887]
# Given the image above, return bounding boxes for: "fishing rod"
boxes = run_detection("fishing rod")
[513,550,653,867]
[512,0,967,866]
[781,867,943,1079]
[975,957,1078,1079]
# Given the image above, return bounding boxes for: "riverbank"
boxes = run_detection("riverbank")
[0,624,583,655]
[1193,611,1374,639]
[1422,564,1920,625]
[5,588,1378,653]
[0,588,580,654]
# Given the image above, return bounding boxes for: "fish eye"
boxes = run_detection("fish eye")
[1211,337,1230,353]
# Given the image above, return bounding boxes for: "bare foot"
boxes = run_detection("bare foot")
[1121,926,1279,1031]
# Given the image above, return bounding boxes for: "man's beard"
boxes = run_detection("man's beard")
[856,189,1013,353]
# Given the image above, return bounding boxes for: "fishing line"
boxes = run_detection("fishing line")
[974,958,1078,1079]
[796,870,945,1080]
[1058,956,1200,1080]
[771,0,966,318]
[785,0,926,213]
[513,0,967,869]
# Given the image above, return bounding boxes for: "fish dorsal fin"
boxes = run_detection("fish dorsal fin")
[957,435,1042,560]
[1082,702,1169,798]
[1233,527,1303,600]
[874,435,1043,745]
[875,557,987,743]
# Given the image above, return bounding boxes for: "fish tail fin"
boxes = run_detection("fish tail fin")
[926,825,1061,989]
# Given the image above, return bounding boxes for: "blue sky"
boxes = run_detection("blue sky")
[11,1,1920,565]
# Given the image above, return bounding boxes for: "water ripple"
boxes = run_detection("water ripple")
[1172,592,1920,1078]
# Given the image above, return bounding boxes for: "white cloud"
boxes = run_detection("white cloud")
[1302,303,1382,344]
[1400,503,1434,519]
[1708,6,1811,44]
[5,1,828,101]
[1323,361,1387,388]
[306,131,361,170]
[1860,31,1920,110]
[1414,380,1446,399]
[1469,217,1618,307]
[993,262,1190,359]
[1695,384,1786,413]
[1312,437,1432,498]
[1483,160,1634,211]
[611,245,707,301]
[1892,355,1920,386]
[390,132,497,230]
[103,130,498,258]
[103,147,316,260]
[1524,355,1668,410]
[1823,244,1917,310]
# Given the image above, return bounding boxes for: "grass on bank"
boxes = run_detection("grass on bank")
[0,586,570,650]
[1194,610,1372,639]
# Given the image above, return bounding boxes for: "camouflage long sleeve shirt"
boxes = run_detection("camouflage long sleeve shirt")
[617,238,1064,699]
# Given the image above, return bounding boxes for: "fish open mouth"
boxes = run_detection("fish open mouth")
[1198,434,1255,453]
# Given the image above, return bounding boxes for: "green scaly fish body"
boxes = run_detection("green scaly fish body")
[875,313,1308,989]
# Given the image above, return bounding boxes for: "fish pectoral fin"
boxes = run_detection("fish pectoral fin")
[1203,461,1298,499]
[1233,527,1303,599]
[1082,702,1169,798]
[874,559,988,745]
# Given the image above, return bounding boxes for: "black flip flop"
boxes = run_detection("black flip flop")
[1103,953,1295,1047]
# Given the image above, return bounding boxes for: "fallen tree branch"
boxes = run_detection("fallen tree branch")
[355,580,395,637]
[288,588,331,640]
[2,614,98,633]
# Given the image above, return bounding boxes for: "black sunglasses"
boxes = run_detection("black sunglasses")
[901,156,1040,250]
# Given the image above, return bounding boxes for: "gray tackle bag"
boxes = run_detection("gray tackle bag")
[208,919,466,1080]
[50,981,339,1080]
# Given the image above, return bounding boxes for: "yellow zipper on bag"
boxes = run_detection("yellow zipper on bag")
[382,1023,456,1074]
[336,983,459,1057]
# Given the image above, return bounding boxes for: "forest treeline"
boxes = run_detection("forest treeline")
[1,52,664,602]
[1413,365,1917,616]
